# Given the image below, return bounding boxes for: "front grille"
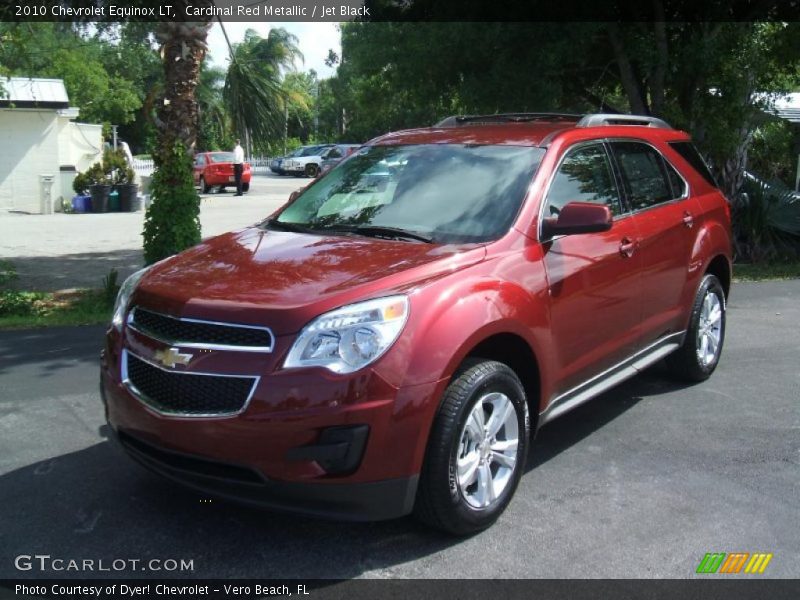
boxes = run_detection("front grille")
[129,307,273,350]
[124,352,257,416]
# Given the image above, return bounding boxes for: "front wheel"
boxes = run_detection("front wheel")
[199,177,210,194]
[414,359,530,535]
[304,164,319,178]
[666,274,726,382]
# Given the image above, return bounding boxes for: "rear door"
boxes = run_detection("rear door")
[193,154,205,184]
[609,140,702,346]
[541,141,643,395]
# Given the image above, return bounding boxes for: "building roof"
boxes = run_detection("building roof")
[772,93,800,123]
[0,77,70,109]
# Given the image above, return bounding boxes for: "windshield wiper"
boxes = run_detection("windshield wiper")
[342,225,433,243]
[263,218,320,235]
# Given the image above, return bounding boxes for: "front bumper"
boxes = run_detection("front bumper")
[101,330,444,521]
[106,421,417,521]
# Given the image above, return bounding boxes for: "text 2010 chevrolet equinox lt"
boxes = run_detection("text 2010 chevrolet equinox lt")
[101,113,732,534]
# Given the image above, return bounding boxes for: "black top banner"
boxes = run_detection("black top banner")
[1,0,799,22]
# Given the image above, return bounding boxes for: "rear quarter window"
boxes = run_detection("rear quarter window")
[668,141,718,188]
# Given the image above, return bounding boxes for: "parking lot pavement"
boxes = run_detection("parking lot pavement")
[0,281,797,579]
[0,174,306,291]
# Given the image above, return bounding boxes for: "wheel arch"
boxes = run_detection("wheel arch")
[705,254,732,298]
[463,332,542,432]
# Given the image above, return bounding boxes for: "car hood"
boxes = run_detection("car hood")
[133,227,486,335]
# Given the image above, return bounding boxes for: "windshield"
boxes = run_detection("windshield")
[298,145,327,157]
[209,152,235,163]
[273,144,544,244]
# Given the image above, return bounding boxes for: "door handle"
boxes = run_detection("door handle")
[682,211,694,228]
[619,237,636,258]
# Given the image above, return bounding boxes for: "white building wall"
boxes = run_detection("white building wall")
[0,109,61,213]
[59,120,103,173]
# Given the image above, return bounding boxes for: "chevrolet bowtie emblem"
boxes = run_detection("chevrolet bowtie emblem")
[154,347,193,368]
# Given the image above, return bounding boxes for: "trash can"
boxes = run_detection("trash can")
[39,174,55,214]
[109,189,121,212]
[71,195,92,213]
[90,184,111,213]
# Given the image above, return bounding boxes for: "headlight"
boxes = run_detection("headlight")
[111,267,150,330]
[284,295,409,374]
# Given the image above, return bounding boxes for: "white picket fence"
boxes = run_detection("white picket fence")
[132,156,275,177]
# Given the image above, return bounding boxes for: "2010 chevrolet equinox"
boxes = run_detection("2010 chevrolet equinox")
[101,113,732,534]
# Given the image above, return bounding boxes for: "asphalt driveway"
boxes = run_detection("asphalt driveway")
[0,281,797,579]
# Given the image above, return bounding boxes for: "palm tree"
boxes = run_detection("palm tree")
[223,28,305,155]
[143,8,212,264]
[153,12,214,160]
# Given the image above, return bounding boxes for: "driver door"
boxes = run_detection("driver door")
[541,141,642,397]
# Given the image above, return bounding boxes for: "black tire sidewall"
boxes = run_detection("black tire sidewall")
[426,362,530,533]
[686,274,726,378]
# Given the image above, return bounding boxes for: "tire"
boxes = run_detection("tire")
[414,359,530,535]
[199,177,210,194]
[305,164,319,178]
[666,274,726,382]
[242,182,250,192]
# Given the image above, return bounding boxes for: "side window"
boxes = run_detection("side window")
[327,147,343,159]
[611,142,680,210]
[669,141,718,188]
[194,155,205,167]
[545,143,622,216]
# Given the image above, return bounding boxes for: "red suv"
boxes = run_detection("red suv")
[101,113,731,534]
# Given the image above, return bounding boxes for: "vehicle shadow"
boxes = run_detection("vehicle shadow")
[0,325,105,379]
[7,249,144,292]
[527,363,694,471]
[1,357,694,580]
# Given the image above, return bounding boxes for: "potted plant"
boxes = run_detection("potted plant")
[86,162,111,213]
[107,151,138,212]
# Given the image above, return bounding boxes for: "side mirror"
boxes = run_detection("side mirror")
[540,201,612,239]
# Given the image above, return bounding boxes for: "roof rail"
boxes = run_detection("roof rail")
[577,114,672,129]
[435,113,582,127]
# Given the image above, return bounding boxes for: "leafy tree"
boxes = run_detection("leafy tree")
[223,28,304,155]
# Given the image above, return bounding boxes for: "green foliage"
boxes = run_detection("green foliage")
[102,268,120,305]
[223,28,304,151]
[749,119,797,183]
[103,149,135,185]
[73,163,109,193]
[733,179,800,262]
[73,149,135,193]
[0,260,17,288]
[0,291,47,317]
[142,143,201,265]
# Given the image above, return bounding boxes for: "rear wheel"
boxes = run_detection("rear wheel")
[666,274,726,382]
[305,163,319,178]
[414,359,529,535]
[199,177,210,194]
[242,182,250,192]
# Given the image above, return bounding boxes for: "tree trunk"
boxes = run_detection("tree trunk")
[606,23,650,115]
[154,8,213,163]
[651,6,669,116]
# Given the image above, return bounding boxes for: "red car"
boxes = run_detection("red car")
[193,151,251,193]
[102,113,731,534]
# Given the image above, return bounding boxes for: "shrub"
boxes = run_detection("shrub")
[732,179,800,262]
[0,291,46,317]
[142,143,201,265]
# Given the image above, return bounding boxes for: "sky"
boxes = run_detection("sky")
[206,22,342,79]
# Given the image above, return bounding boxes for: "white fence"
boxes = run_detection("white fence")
[132,156,275,178]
